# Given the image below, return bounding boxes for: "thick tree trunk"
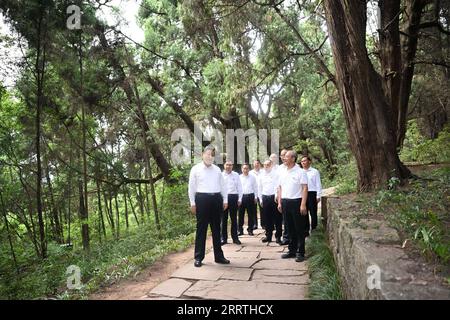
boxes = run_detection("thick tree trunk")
[323,0,411,191]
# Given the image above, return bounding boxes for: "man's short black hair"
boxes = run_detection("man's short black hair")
[203,145,216,156]
[301,155,312,162]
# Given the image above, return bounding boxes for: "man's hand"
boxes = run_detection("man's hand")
[277,203,282,213]
[317,198,321,204]
[223,203,228,211]
[238,201,241,207]
[300,204,307,215]
[190,205,196,214]
[254,199,257,204]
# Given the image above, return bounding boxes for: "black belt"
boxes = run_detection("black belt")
[196,192,221,196]
[281,198,301,202]
[262,194,275,197]
[243,193,255,196]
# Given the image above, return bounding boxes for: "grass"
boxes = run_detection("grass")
[0,210,196,300]
[306,226,344,300]
[366,167,450,265]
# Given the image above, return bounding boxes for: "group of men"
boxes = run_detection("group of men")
[188,146,322,267]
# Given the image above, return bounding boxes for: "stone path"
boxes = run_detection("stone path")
[143,229,309,300]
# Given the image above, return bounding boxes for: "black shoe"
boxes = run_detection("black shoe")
[276,237,282,245]
[281,252,296,259]
[194,260,202,267]
[221,240,227,245]
[253,225,258,230]
[280,239,290,245]
[261,237,272,243]
[233,239,242,245]
[215,257,230,264]
[295,254,305,262]
[248,231,254,236]
[238,231,243,236]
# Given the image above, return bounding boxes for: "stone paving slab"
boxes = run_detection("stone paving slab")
[206,251,260,259]
[241,245,284,252]
[259,252,285,260]
[171,263,225,281]
[220,267,253,281]
[183,280,307,300]
[149,278,193,298]
[252,269,310,285]
[203,256,260,268]
[253,259,308,271]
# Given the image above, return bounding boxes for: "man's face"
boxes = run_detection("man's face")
[242,165,250,175]
[253,161,261,170]
[202,150,214,165]
[264,161,272,172]
[301,158,311,169]
[281,150,288,164]
[225,162,233,172]
[285,151,295,165]
[270,154,278,164]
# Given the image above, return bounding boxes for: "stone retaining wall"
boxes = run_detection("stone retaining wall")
[322,196,449,300]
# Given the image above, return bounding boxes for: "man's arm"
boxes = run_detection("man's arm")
[316,169,322,203]
[188,167,196,213]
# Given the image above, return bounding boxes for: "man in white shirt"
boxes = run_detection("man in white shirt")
[188,146,230,267]
[221,160,243,245]
[238,163,258,236]
[300,156,322,236]
[250,159,263,229]
[277,150,308,262]
[258,159,282,244]
[276,148,290,245]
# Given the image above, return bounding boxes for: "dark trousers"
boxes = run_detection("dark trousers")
[194,193,225,262]
[257,199,265,228]
[282,204,290,242]
[306,191,318,232]
[306,191,317,233]
[282,198,308,256]
[238,193,256,233]
[221,194,239,241]
[262,195,282,240]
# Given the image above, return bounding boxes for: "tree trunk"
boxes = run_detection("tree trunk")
[323,0,411,191]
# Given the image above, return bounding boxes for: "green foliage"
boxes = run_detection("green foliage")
[369,167,450,264]
[400,121,450,164]
[326,160,358,195]
[306,226,344,300]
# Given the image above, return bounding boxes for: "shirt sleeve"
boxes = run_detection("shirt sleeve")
[237,174,243,202]
[188,166,197,206]
[220,170,228,204]
[300,170,308,185]
[316,170,322,198]
[251,176,256,199]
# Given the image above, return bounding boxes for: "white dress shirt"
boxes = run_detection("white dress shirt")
[240,173,258,199]
[258,169,279,198]
[188,162,228,206]
[222,171,243,202]
[303,167,322,198]
[278,164,308,199]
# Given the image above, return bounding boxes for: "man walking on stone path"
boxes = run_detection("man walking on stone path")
[250,159,263,230]
[221,160,243,245]
[238,163,258,236]
[188,146,231,268]
[276,148,291,245]
[258,159,282,244]
[300,156,322,236]
[277,150,309,262]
